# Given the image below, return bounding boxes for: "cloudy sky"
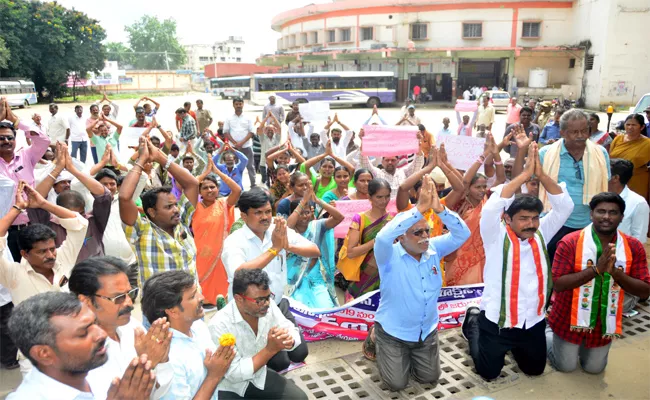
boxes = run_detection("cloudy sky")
[57,0,331,60]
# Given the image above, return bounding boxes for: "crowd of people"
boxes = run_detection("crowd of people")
[0,92,648,399]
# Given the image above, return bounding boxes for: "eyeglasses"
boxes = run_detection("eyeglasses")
[0,136,15,142]
[573,160,583,181]
[409,228,431,237]
[240,293,275,306]
[95,287,139,305]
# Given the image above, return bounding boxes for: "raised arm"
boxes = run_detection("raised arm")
[103,115,123,135]
[443,142,488,209]
[326,140,355,175]
[511,125,533,179]
[212,163,242,207]
[147,97,161,111]
[119,137,149,226]
[65,151,105,196]
[86,118,100,138]
[36,142,67,198]
[396,147,437,211]
[133,97,144,110]
[303,151,329,180]
[150,141,199,206]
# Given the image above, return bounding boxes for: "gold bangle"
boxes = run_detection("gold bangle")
[592,264,601,276]
[267,248,279,257]
[134,162,145,170]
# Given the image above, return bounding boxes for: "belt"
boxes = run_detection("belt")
[8,224,28,231]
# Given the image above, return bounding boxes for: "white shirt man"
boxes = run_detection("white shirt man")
[618,186,649,242]
[288,121,312,154]
[224,113,254,149]
[207,299,301,397]
[320,128,352,160]
[86,318,173,400]
[463,90,471,100]
[68,114,89,144]
[47,113,69,143]
[222,223,315,306]
[8,365,105,400]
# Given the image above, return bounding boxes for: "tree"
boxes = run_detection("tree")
[125,16,186,70]
[0,38,10,69]
[105,41,135,66]
[0,0,106,100]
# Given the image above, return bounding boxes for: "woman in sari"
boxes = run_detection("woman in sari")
[192,157,242,308]
[341,169,373,200]
[342,178,392,301]
[321,166,351,204]
[442,134,505,286]
[276,171,311,218]
[269,164,291,208]
[302,141,355,199]
[286,188,345,308]
[609,114,650,202]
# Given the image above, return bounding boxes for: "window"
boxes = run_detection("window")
[585,55,594,70]
[522,22,541,38]
[327,30,336,43]
[236,47,241,53]
[311,31,318,44]
[410,23,428,40]
[361,27,374,41]
[301,33,308,45]
[569,58,576,68]
[220,57,226,61]
[199,56,209,62]
[462,23,482,38]
[340,28,351,42]
[236,57,241,62]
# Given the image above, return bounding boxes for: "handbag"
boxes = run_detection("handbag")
[336,214,366,282]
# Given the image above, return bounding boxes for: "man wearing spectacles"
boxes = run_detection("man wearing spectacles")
[142,270,233,400]
[371,176,470,391]
[0,97,51,262]
[69,256,174,399]
[208,269,308,400]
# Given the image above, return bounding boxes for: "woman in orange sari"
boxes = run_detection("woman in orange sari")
[193,157,242,308]
[442,134,505,286]
[609,114,650,202]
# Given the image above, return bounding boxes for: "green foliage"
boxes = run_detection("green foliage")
[105,41,135,66]
[125,16,187,70]
[0,0,107,99]
[0,38,9,69]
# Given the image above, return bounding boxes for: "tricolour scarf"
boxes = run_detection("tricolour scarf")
[571,224,631,338]
[498,225,551,328]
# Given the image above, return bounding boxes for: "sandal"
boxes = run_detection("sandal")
[362,326,377,361]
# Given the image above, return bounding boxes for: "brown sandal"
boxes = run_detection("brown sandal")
[362,326,377,361]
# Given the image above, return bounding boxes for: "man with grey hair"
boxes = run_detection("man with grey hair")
[7,292,156,399]
[512,109,610,261]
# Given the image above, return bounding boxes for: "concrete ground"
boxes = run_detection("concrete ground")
[0,94,647,398]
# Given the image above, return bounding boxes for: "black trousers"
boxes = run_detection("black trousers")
[467,311,546,381]
[7,225,26,262]
[0,302,18,366]
[218,369,308,399]
[266,298,309,372]
[547,225,580,264]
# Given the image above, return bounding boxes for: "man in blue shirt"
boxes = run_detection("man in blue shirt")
[213,144,248,196]
[372,176,470,391]
[538,108,565,144]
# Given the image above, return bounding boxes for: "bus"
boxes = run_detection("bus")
[0,80,37,108]
[209,76,251,99]
[249,71,396,107]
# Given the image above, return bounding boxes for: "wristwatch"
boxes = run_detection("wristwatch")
[156,125,161,129]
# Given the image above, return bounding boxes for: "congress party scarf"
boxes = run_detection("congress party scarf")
[571,224,631,338]
[498,225,551,328]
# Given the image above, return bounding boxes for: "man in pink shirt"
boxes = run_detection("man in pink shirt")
[505,97,522,130]
[0,98,50,261]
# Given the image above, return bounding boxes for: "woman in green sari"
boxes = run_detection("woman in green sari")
[342,178,392,302]
[286,188,345,308]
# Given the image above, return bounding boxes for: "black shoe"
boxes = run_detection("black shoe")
[1,360,19,370]
[461,306,480,342]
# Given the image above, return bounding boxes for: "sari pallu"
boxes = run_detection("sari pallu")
[192,198,234,304]
[287,220,338,309]
[345,212,393,301]
[442,197,486,287]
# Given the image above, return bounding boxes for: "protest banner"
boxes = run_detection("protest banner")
[437,134,485,172]
[455,99,479,112]
[119,127,148,148]
[333,199,398,239]
[288,284,484,342]
[299,102,330,124]
[361,124,419,157]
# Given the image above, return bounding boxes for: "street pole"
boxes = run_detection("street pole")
[164,51,170,70]
[606,105,614,133]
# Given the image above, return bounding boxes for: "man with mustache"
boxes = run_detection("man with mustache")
[320,113,352,160]
[372,176,470,391]
[208,269,308,399]
[513,109,610,261]
[7,292,156,399]
[462,142,574,381]
[222,189,318,372]
[142,270,233,399]
[69,256,174,398]
[119,137,200,282]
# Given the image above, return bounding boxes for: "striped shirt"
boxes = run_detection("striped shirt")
[124,195,197,283]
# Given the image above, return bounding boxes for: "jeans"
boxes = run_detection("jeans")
[546,326,611,374]
[90,145,98,163]
[218,369,307,399]
[71,141,88,163]
[239,146,256,187]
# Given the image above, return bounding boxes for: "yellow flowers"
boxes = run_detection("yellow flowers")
[219,333,236,347]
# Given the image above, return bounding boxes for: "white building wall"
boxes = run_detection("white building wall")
[516,8,573,47]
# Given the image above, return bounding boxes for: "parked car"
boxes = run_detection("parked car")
[614,92,650,131]
[478,90,511,113]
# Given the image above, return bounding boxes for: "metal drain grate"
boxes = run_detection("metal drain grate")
[634,300,650,314]
[342,352,481,400]
[622,310,650,338]
[286,358,380,400]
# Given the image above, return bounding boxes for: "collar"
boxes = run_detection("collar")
[240,222,271,243]
[21,258,61,277]
[620,186,630,200]
[23,367,93,399]
[395,242,436,262]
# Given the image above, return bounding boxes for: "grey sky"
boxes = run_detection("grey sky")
[56,0,330,61]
